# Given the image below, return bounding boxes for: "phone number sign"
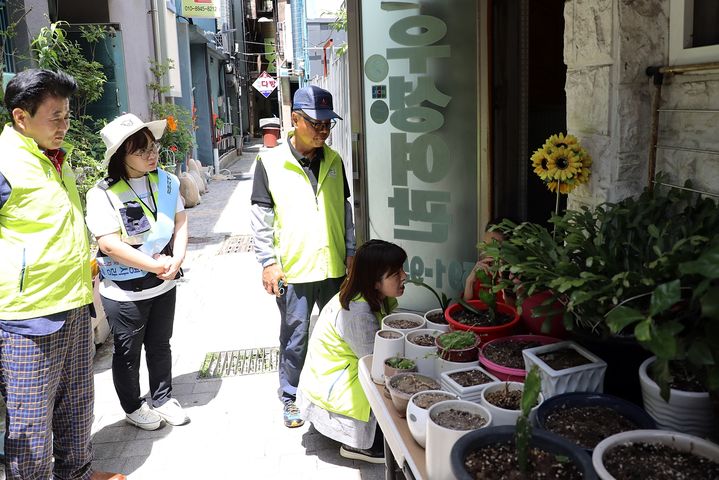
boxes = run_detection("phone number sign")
[252,71,278,98]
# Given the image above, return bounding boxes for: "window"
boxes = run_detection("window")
[669,0,719,64]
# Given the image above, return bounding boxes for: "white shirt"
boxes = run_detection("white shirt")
[86,176,184,302]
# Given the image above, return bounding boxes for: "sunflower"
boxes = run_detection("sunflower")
[545,147,582,181]
[547,180,573,194]
[531,148,552,180]
[544,132,579,150]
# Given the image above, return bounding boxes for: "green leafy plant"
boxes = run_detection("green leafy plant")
[516,366,542,473]
[437,331,477,350]
[384,357,416,370]
[407,279,451,313]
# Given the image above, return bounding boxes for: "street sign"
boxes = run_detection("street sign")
[252,71,277,98]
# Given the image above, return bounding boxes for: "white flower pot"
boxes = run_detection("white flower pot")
[381,312,425,334]
[426,399,492,480]
[592,429,719,480]
[404,329,442,378]
[639,356,717,439]
[424,308,450,332]
[370,330,405,384]
[440,366,500,402]
[480,381,544,426]
[435,356,479,376]
[522,340,607,398]
[406,390,459,448]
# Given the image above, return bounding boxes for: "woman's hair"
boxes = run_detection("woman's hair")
[107,127,156,181]
[339,239,407,312]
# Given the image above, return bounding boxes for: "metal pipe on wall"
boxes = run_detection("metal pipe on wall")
[149,0,164,103]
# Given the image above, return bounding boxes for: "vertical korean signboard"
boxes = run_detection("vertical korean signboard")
[361,1,479,311]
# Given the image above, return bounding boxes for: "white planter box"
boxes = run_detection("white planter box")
[479,381,544,426]
[523,340,607,398]
[440,366,499,402]
[435,357,479,376]
[424,308,450,332]
[381,312,425,334]
[405,329,442,378]
[406,390,459,448]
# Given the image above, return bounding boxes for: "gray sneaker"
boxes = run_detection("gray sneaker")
[153,398,190,426]
[126,403,162,431]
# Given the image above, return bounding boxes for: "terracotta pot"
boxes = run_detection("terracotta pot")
[435,331,481,363]
[445,300,521,343]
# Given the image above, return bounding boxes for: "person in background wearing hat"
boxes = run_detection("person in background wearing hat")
[251,85,356,428]
[0,69,124,479]
[85,113,189,432]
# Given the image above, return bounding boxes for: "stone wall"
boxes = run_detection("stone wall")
[564,0,673,207]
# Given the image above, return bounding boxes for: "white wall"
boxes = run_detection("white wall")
[306,0,344,20]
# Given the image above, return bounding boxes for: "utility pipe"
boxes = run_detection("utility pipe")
[322,38,334,77]
[150,0,164,104]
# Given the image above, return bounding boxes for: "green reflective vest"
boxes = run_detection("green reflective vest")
[260,131,346,283]
[299,294,398,422]
[0,125,93,319]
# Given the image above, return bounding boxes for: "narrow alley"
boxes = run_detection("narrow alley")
[85,142,384,479]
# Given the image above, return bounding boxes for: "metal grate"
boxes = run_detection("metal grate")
[198,347,279,379]
[217,235,253,255]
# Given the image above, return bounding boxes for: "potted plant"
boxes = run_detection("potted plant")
[435,331,481,375]
[404,329,442,377]
[592,429,719,479]
[440,366,499,402]
[406,390,459,448]
[370,329,405,384]
[385,372,439,418]
[444,297,521,342]
[381,312,425,333]
[426,399,492,480]
[407,279,451,331]
[479,334,559,381]
[383,356,417,389]
[479,381,544,426]
[522,340,607,398]
[450,366,597,479]
[535,392,656,452]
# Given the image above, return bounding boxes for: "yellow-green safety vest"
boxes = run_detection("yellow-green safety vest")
[259,130,347,283]
[0,125,93,319]
[299,294,398,421]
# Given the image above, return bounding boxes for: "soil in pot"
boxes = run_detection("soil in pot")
[483,339,544,369]
[413,391,456,409]
[484,384,523,410]
[449,369,494,388]
[385,318,422,329]
[603,442,719,480]
[451,306,513,328]
[426,310,448,324]
[544,406,638,450]
[409,334,437,347]
[650,360,706,392]
[434,409,488,430]
[378,330,402,340]
[464,443,583,479]
[537,348,591,370]
[393,374,439,396]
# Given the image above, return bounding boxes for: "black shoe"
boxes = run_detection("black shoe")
[339,444,385,464]
[283,401,304,428]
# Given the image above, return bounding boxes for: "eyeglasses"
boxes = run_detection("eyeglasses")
[298,112,336,132]
[133,142,161,159]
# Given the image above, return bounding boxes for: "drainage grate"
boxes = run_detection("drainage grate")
[198,347,279,379]
[217,234,253,255]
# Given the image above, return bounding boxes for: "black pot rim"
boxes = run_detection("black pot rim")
[450,425,597,480]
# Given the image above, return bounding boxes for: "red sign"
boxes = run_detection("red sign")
[252,71,277,98]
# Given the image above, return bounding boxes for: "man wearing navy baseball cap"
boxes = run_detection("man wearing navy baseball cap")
[250,86,355,429]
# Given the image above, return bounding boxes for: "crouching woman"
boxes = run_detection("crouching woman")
[297,239,407,463]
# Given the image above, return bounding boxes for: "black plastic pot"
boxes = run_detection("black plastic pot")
[451,425,597,480]
[535,392,656,452]
[570,328,651,405]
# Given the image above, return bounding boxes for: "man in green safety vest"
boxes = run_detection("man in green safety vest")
[251,85,355,428]
[0,69,124,479]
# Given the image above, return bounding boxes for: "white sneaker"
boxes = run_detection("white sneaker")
[153,398,190,426]
[125,403,162,431]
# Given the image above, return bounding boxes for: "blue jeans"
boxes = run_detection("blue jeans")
[277,277,344,403]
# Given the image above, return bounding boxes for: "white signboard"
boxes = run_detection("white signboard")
[361,1,479,311]
[252,71,277,98]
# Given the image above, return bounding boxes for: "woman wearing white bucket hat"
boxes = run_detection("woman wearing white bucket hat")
[85,113,189,430]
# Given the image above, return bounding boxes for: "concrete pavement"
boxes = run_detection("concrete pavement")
[86,141,384,479]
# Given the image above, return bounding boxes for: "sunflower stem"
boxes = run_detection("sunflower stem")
[553,183,561,239]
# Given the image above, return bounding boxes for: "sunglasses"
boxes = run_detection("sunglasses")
[298,112,336,132]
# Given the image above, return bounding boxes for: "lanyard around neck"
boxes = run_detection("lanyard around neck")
[124,175,157,220]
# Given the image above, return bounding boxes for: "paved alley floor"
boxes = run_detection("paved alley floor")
[82,141,384,479]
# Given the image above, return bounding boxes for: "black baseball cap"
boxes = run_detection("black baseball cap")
[292,85,342,121]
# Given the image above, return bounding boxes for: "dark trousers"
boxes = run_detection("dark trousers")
[0,306,94,480]
[277,277,344,403]
[102,287,176,413]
